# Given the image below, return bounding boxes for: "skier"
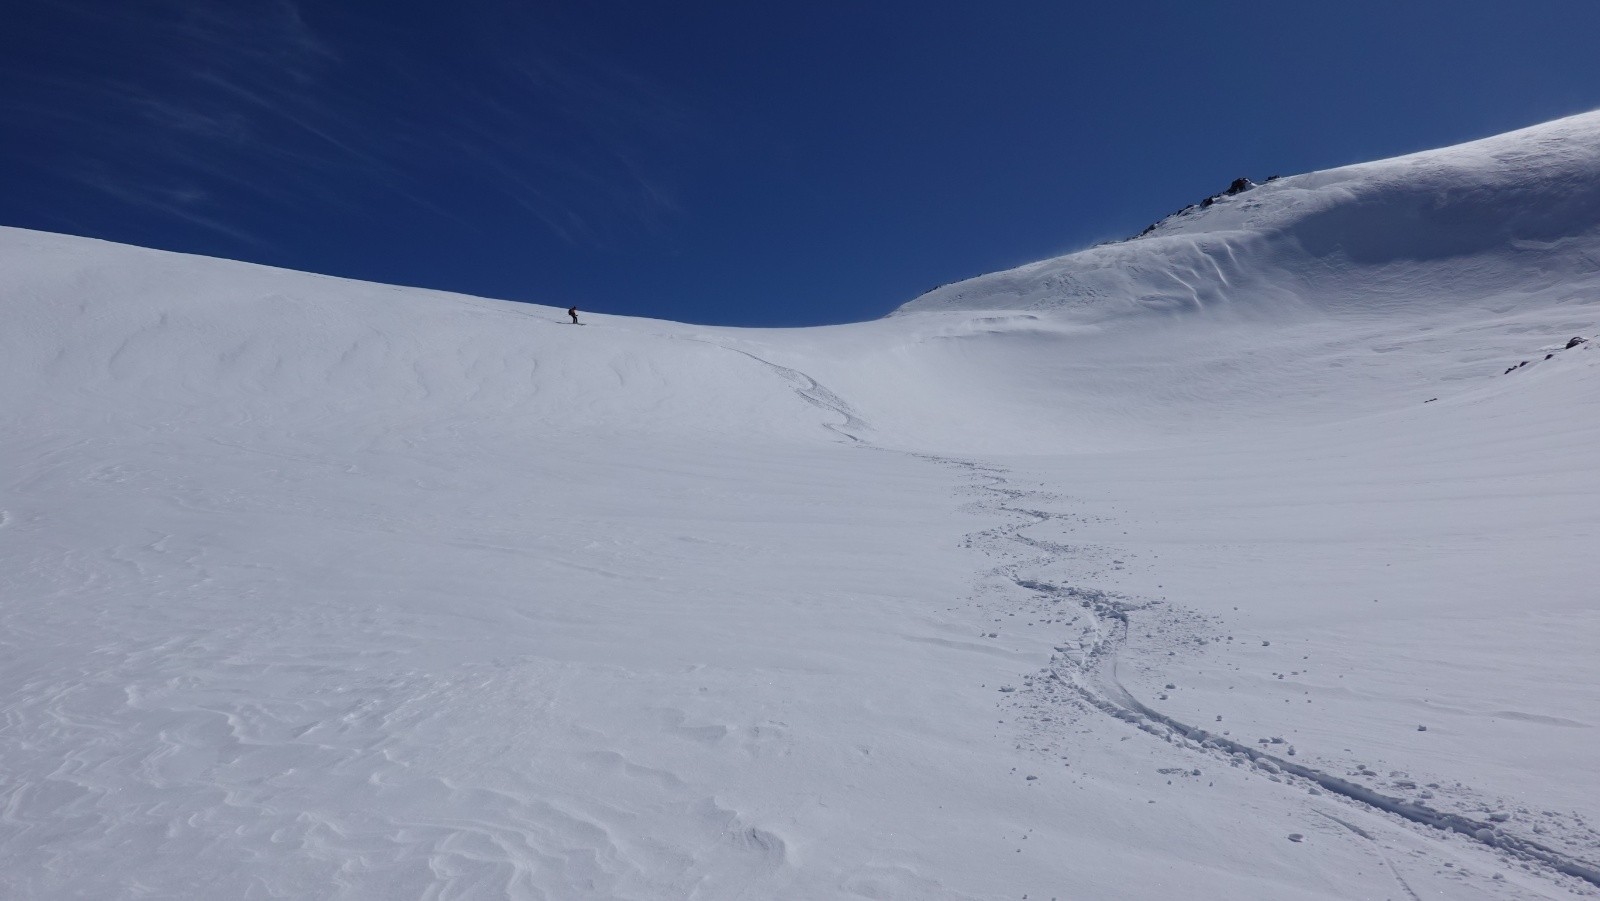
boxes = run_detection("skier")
[567,305,580,325]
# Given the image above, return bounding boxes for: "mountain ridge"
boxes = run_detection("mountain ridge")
[896,110,1600,324]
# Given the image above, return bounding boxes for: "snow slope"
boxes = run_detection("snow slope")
[3,112,1600,899]
[900,111,1600,322]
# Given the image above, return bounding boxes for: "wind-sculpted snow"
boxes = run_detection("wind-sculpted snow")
[899,111,1600,321]
[5,111,1600,899]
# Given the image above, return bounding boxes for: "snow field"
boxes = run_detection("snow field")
[5,110,1600,898]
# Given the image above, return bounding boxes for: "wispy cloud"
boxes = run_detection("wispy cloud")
[5,0,698,252]
[75,162,272,249]
[2,0,340,246]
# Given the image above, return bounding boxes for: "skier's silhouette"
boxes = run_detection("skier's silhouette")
[567,306,580,325]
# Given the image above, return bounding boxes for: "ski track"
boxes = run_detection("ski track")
[6,325,1594,897]
[7,286,1596,897]
[1317,810,1425,901]
[919,452,1600,896]
[678,342,1600,895]
[680,338,869,442]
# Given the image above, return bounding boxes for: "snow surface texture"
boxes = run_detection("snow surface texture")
[3,112,1599,899]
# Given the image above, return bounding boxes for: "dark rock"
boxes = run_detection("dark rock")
[1546,353,1555,360]
[1567,336,1588,349]
[1225,177,1256,195]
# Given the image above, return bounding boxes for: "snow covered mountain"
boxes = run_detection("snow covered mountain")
[899,112,1600,322]
[3,113,1599,899]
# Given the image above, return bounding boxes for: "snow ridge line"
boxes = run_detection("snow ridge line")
[934,453,1600,892]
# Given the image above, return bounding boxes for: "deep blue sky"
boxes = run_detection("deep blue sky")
[5,1,1599,326]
